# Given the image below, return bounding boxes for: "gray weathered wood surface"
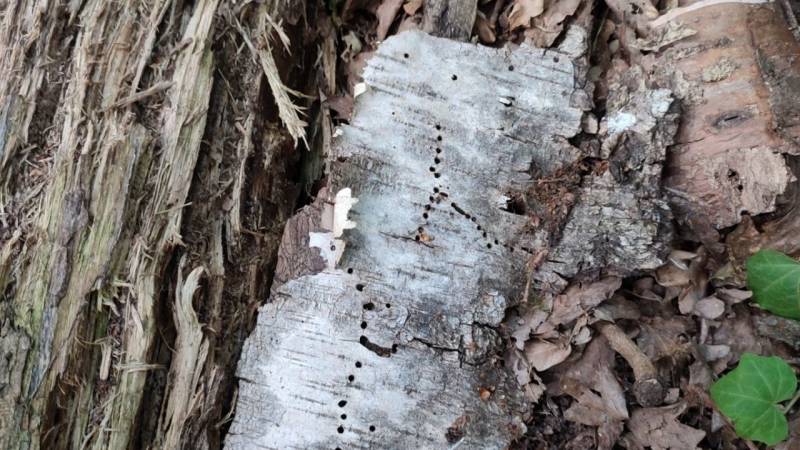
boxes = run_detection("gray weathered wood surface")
[538,65,677,288]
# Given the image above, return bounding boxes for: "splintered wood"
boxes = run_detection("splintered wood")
[226,30,674,448]
[0,1,311,448]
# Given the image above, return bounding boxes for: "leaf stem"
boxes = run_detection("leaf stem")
[781,388,800,414]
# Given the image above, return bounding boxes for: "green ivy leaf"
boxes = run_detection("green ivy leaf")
[747,249,800,320]
[710,353,797,445]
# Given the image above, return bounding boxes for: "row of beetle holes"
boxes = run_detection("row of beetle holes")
[335,62,538,446]
[334,268,386,445]
[415,123,534,255]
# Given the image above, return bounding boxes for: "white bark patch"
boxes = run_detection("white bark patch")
[309,188,359,269]
[607,112,637,134]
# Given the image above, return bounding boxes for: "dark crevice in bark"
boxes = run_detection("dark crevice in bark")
[359,335,396,357]
[208,4,325,446]
[134,251,181,449]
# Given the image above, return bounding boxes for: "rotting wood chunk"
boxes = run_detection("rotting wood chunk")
[536,63,677,289]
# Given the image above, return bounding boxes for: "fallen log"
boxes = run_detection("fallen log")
[225,28,678,448]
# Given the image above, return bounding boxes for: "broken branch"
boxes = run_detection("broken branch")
[597,321,666,407]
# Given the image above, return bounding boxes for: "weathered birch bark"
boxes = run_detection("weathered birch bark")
[225,27,677,448]
[0,1,314,449]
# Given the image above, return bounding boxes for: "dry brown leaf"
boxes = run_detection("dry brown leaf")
[540,0,582,28]
[560,337,629,420]
[637,316,693,363]
[558,337,627,450]
[689,357,714,388]
[594,295,641,322]
[712,305,773,362]
[524,339,571,372]
[572,324,592,345]
[631,277,663,302]
[698,343,730,362]
[507,348,532,386]
[510,307,549,349]
[402,0,422,15]
[524,0,582,47]
[505,348,546,402]
[508,0,545,30]
[674,255,708,315]
[376,0,404,41]
[668,249,697,266]
[564,398,625,450]
[663,286,681,302]
[655,264,690,287]
[475,11,496,44]
[715,288,751,305]
[627,402,706,450]
[693,296,725,320]
[677,287,698,314]
[547,277,621,327]
[664,388,680,404]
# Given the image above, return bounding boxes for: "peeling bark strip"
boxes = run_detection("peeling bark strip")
[226,30,595,448]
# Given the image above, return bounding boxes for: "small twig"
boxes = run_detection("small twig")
[781,388,800,414]
[597,321,666,407]
[107,80,174,110]
[778,0,799,31]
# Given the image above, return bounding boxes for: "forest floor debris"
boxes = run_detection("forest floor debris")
[1,0,798,448]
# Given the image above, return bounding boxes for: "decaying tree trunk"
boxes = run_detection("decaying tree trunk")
[0,1,316,449]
